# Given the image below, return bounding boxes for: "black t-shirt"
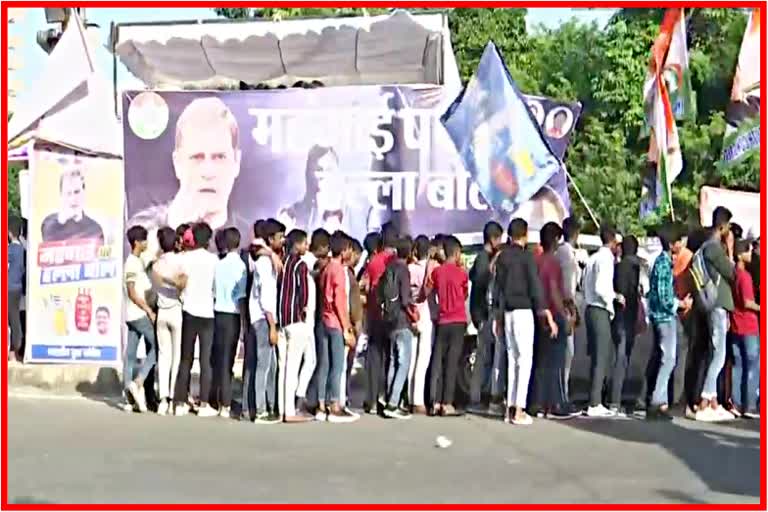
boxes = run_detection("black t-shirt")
[41,213,104,242]
[469,250,492,327]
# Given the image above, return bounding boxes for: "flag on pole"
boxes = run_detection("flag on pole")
[722,9,761,167]
[640,9,686,219]
[663,9,696,120]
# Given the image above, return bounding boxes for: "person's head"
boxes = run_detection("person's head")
[363,231,382,256]
[553,110,568,130]
[730,222,743,241]
[483,221,504,252]
[192,222,213,250]
[175,223,190,252]
[253,219,266,241]
[261,218,286,253]
[286,229,309,256]
[214,229,227,256]
[735,239,752,266]
[414,235,430,261]
[599,223,619,252]
[172,97,241,218]
[539,222,563,253]
[753,238,761,258]
[157,226,177,255]
[310,228,331,259]
[712,206,733,240]
[621,235,639,258]
[657,223,682,253]
[381,222,398,251]
[8,215,22,241]
[127,225,148,253]
[350,238,363,268]
[395,236,413,261]
[95,306,110,335]
[59,167,86,215]
[223,227,241,253]
[303,145,340,201]
[507,218,528,246]
[431,235,446,263]
[562,216,582,243]
[330,230,352,261]
[443,235,462,264]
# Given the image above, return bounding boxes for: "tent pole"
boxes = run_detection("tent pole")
[564,165,600,230]
[111,22,117,118]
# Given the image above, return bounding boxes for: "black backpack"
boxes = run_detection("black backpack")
[377,265,401,323]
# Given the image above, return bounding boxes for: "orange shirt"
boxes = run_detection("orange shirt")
[672,247,693,300]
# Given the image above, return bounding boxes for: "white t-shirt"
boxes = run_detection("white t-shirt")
[153,252,183,309]
[125,254,151,322]
[180,248,218,319]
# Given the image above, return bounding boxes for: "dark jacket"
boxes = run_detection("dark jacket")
[493,244,543,312]
[614,255,641,323]
[702,238,736,312]
[469,250,493,328]
[347,267,364,335]
[385,259,413,331]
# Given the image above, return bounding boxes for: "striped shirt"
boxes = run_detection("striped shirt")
[277,253,310,327]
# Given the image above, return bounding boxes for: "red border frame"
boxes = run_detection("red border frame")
[2,2,765,510]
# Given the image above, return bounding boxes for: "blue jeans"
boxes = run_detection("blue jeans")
[316,326,345,403]
[242,319,276,415]
[469,321,495,403]
[731,334,760,412]
[702,308,728,400]
[387,328,413,407]
[650,321,677,406]
[124,316,157,391]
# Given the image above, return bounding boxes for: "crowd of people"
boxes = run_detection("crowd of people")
[16,203,756,425]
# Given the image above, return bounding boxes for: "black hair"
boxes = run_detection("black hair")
[712,206,733,230]
[215,229,227,255]
[157,227,177,254]
[95,306,110,316]
[508,218,528,241]
[731,222,743,240]
[310,228,331,253]
[350,238,363,255]
[414,235,430,260]
[8,215,22,238]
[734,239,751,258]
[621,235,639,257]
[363,232,382,255]
[443,235,462,259]
[127,225,148,249]
[599,223,617,246]
[176,223,190,238]
[330,230,352,256]
[395,236,413,259]
[253,219,266,240]
[192,222,213,248]
[381,221,398,249]
[657,223,681,252]
[483,221,503,245]
[540,222,563,251]
[286,229,308,253]
[562,216,582,242]
[261,218,286,242]
[224,227,241,251]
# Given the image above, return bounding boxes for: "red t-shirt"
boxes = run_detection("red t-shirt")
[731,267,759,336]
[364,250,396,319]
[321,258,349,332]
[536,251,564,315]
[429,261,469,325]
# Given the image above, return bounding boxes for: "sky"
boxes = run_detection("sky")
[8,7,616,96]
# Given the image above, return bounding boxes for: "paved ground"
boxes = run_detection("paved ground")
[7,393,762,505]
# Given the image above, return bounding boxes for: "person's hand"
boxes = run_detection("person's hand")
[548,317,559,339]
[344,329,356,348]
[269,326,278,346]
[616,294,626,307]
[680,294,694,312]
[147,310,157,324]
[301,308,308,322]
[494,315,503,338]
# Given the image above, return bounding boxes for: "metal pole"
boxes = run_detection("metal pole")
[563,165,601,230]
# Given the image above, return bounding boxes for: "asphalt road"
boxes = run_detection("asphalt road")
[7,394,762,505]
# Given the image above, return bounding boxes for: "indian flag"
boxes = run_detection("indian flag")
[640,8,686,219]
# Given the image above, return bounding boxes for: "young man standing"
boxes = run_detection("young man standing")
[555,216,582,400]
[277,229,315,422]
[212,227,247,419]
[407,235,434,414]
[647,224,692,420]
[382,237,415,419]
[7,216,25,362]
[123,225,158,413]
[467,222,504,414]
[583,223,623,418]
[494,220,555,425]
[427,236,469,417]
[696,207,737,422]
[245,219,284,424]
[317,232,358,423]
[730,240,760,418]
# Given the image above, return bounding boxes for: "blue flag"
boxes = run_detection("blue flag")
[442,43,562,214]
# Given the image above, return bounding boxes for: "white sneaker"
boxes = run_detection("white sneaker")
[511,413,533,426]
[156,400,170,416]
[714,405,736,422]
[219,406,231,419]
[315,409,328,422]
[695,407,719,422]
[128,382,147,413]
[174,402,190,417]
[343,406,361,420]
[586,404,616,418]
[743,411,760,420]
[197,404,219,418]
[684,405,697,420]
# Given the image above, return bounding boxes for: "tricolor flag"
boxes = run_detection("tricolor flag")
[640,9,688,219]
[722,9,761,167]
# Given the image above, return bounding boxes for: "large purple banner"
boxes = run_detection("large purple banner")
[123,86,577,243]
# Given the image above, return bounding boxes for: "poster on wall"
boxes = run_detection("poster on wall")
[122,87,579,247]
[25,146,124,363]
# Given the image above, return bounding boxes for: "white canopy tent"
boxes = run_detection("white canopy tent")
[110,9,461,92]
[7,11,122,157]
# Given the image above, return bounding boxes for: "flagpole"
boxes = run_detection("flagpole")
[563,165,601,230]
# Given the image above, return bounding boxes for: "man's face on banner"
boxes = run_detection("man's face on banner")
[61,171,86,218]
[173,116,241,222]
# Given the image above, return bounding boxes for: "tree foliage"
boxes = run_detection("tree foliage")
[207,8,759,236]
